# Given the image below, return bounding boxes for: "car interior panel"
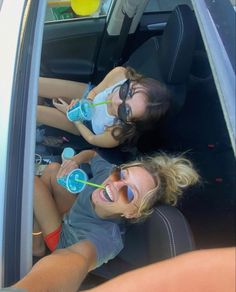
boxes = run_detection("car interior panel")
[41,18,107,82]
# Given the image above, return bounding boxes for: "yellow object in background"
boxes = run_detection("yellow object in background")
[71,0,100,16]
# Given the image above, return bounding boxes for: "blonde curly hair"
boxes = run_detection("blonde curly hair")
[121,153,200,222]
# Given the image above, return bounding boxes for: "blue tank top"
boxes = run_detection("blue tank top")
[91,79,126,134]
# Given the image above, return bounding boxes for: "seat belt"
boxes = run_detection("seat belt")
[112,1,137,67]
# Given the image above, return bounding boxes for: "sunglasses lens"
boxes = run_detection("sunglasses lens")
[127,187,134,202]
[118,104,128,122]
[119,80,130,101]
[110,168,134,203]
[119,186,134,203]
[118,80,131,122]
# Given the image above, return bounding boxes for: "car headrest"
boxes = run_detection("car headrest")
[158,5,197,84]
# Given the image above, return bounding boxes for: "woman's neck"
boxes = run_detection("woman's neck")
[106,94,116,116]
[94,205,121,220]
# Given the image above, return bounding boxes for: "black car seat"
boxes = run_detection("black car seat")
[125,4,197,115]
[91,204,195,279]
[95,4,197,163]
[81,5,197,282]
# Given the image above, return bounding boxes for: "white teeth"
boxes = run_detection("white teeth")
[105,185,113,201]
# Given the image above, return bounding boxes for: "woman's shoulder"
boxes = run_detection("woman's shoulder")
[94,67,127,95]
[106,66,127,85]
[112,66,127,75]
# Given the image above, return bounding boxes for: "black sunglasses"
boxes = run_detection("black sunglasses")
[117,79,132,122]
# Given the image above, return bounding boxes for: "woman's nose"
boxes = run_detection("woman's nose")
[112,179,126,191]
[125,99,131,107]
[116,99,122,106]
[117,94,123,105]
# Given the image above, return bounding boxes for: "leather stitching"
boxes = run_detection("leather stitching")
[176,208,194,249]
[154,208,176,256]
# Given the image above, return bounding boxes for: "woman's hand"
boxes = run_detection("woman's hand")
[53,98,69,113]
[57,160,78,178]
[68,99,80,110]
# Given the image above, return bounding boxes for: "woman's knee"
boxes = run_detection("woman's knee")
[42,163,60,178]
[34,176,41,186]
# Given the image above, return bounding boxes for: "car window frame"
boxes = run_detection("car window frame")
[144,0,193,12]
[0,0,46,287]
[191,0,236,155]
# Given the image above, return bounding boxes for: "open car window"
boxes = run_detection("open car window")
[192,0,236,155]
[45,0,113,22]
[144,0,192,12]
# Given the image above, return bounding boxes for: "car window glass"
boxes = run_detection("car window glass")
[230,0,236,10]
[45,0,113,22]
[145,0,192,12]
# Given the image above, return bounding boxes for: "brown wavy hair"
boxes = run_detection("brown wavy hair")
[111,67,171,144]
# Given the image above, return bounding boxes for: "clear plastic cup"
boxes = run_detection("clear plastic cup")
[67,99,92,122]
[57,168,88,194]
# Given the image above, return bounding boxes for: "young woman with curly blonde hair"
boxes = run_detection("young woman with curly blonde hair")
[15,150,199,292]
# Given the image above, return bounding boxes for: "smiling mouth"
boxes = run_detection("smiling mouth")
[103,185,114,202]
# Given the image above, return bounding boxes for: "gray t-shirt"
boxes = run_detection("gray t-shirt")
[57,155,124,268]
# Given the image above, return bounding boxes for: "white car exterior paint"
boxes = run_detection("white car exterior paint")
[0,0,27,286]
[0,0,46,285]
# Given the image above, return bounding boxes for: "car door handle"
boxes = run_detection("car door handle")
[147,22,166,30]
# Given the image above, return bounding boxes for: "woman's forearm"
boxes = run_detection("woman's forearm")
[74,121,96,145]
[72,150,96,165]
[74,122,119,148]
[12,249,90,292]
[86,247,235,292]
